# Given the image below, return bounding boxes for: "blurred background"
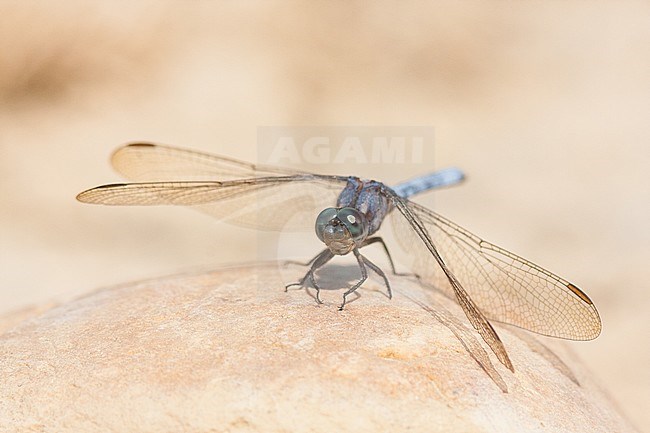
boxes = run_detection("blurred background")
[0,1,648,429]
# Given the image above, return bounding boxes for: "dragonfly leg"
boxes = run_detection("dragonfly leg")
[339,249,368,311]
[308,270,323,304]
[283,250,323,268]
[361,236,419,278]
[285,249,334,305]
[360,253,392,300]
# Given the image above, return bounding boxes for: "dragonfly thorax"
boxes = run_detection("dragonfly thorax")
[315,207,368,255]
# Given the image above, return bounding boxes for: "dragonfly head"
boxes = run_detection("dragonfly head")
[315,207,368,255]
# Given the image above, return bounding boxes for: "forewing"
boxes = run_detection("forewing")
[110,142,305,182]
[390,198,602,341]
[77,175,346,231]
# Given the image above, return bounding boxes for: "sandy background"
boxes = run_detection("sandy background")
[0,1,648,430]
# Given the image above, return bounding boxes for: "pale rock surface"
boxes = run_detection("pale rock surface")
[0,263,636,433]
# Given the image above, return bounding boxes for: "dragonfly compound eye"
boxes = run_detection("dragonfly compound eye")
[336,207,368,242]
[315,207,339,242]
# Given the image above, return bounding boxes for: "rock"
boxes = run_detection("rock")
[0,263,637,433]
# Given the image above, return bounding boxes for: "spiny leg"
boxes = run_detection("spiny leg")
[285,249,334,304]
[339,249,368,311]
[360,253,392,300]
[281,249,324,268]
[360,237,397,274]
[361,236,420,279]
[285,248,332,290]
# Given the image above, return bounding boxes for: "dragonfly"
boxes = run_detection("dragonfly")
[77,142,602,371]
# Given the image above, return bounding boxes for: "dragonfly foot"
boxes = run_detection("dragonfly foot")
[338,291,357,310]
[284,278,306,292]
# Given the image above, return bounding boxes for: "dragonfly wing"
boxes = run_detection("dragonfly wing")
[389,194,514,371]
[389,197,602,341]
[77,175,347,231]
[110,142,306,182]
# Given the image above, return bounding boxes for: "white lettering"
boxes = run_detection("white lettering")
[410,137,424,163]
[266,133,428,164]
[334,137,367,164]
[266,137,301,164]
[371,137,406,163]
[302,137,331,163]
